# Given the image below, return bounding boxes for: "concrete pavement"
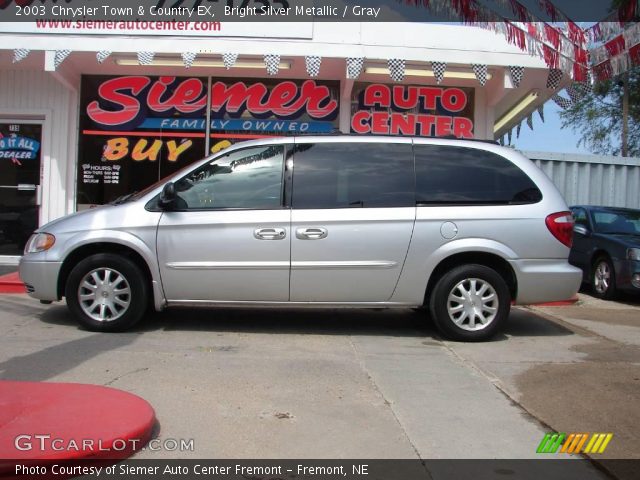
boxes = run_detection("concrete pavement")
[0,292,637,477]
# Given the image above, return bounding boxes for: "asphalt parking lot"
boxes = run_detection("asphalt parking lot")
[0,291,638,476]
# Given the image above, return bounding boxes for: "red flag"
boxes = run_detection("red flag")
[605,35,626,58]
[543,44,559,69]
[544,24,561,50]
[630,44,640,66]
[593,61,613,82]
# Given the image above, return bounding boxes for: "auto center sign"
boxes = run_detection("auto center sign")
[351,84,475,139]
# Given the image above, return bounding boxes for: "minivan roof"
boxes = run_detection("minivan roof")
[316,132,499,145]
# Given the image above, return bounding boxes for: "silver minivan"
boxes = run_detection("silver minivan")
[20,137,582,341]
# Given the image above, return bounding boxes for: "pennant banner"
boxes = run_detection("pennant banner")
[432,61,447,84]
[551,94,572,110]
[305,56,322,77]
[96,51,111,64]
[527,113,533,131]
[54,50,71,69]
[264,54,280,76]
[222,53,238,69]
[508,66,524,88]
[137,51,155,65]
[181,52,197,68]
[537,105,545,123]
[546,69,563,89]
[472,64,488,86]
[12,48,29,63]
[346,57,364,79]
[388,58,405,82]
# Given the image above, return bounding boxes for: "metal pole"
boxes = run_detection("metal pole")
[622,71,629,157]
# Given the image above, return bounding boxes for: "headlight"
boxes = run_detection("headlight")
[627,248,640,261]
[24,233,56,254]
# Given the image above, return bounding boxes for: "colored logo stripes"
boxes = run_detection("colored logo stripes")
[537,433,613,454]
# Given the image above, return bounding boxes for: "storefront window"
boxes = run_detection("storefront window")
[77,75,339,209]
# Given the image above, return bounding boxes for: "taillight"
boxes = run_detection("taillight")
[545,212,574,248]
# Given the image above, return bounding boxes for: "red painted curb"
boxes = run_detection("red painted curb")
[0,381,155,476]
[0,272,26,294]
[532,296,580,307]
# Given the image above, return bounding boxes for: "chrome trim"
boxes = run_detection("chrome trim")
[167,300,415,308]
[291,261,397,269]
[254,227,287,240]
[166,261,289,270]
[296,227,328,240]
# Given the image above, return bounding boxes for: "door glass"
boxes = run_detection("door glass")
[173,145,285,210]
[291,142,414,209]
[0,123,42,255]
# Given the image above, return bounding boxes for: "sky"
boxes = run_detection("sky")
[511,102,591,155]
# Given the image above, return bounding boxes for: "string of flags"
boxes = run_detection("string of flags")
[9,45,584,91]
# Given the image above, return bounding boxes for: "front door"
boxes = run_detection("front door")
[0,122,42,257]
[289,140,416,302]
[156,144,290,302]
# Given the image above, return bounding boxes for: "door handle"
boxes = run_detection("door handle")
[254,228,286,240]
[296,227,328,240]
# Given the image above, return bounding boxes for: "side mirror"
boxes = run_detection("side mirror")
[573,225,590,237]
[158,182,177,210]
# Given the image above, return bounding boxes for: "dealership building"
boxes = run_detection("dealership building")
[0,21,574,261]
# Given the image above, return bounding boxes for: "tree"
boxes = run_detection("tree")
[559,0,639,157]
[559,66,640,157]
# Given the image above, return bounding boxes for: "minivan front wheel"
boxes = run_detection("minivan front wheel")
[429,264,510,341]
[65,253,148,332]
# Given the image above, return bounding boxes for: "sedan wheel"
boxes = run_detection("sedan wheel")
[592,257,617,300]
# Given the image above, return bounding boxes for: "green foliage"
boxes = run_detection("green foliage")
[559,67,640,157]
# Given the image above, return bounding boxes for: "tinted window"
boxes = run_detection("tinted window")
[292,142,414,209]
[414,145,542,205]
[173,145,284,210]
[572,208,589,227]
[592,210,640,234]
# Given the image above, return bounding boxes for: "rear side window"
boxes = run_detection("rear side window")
[292,142,414,209]
[414,145,542,205]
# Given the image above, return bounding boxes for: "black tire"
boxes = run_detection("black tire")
[65,253,148,332]
[429,264,511,342]
[591,256,617,300]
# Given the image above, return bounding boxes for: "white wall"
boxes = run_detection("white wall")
[0,70,78,224]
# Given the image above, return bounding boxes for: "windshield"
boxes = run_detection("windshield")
[592,210,640,235]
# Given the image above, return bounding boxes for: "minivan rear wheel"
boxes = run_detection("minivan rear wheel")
[429,264,510,342]
[65,253,148,332]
